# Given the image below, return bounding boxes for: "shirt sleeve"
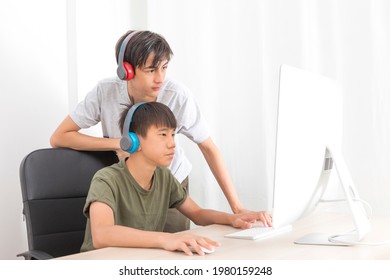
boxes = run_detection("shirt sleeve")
[173,87,210,144]
[83,176,116,219]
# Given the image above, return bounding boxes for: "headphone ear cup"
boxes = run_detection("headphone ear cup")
[119,132,139,153]
[120,134,131,152]
[123,62,135,80]
[119,132,139,154]
[127,132,140,154]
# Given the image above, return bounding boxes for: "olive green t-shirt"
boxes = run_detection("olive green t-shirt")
[80,159,187,252]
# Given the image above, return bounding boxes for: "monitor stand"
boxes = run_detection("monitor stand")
[295,233,349,246]
[294,145,371,246]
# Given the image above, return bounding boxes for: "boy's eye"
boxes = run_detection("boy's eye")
[143,68,155,73]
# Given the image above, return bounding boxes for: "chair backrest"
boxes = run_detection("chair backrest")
[19,148,118,258]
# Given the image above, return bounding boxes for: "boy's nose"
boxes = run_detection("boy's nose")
[154,69,164,83]
[168,137,176,148]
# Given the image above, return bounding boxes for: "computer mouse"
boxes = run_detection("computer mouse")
[187,245,215,254]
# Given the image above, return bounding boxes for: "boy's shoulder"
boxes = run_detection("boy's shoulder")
[98,76,123,85]
[159,78,194,106]
[93,160,125,180]
[161,77,191,95]
[96,77,126,91]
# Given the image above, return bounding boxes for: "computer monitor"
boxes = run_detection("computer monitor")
[272,64,370,245]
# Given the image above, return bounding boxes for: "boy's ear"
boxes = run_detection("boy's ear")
[136,137,143,152]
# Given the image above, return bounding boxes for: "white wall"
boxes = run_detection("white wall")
[0,0,69,260]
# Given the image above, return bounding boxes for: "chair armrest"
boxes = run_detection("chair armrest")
[17,250,54,260]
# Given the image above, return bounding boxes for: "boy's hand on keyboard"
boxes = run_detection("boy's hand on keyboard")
[230,211,273,229]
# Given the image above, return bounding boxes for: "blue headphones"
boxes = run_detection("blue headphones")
[120,102,145,153]
[117,31,142,81]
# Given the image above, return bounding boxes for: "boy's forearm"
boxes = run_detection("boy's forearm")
[92,224,169,250]
[93,224,220,256]
[50,116,121,151]
[52,131,120,151]
[190,209,233,227]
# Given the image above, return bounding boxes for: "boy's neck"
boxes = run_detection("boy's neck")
[125,156,156,191]
[127,82,157,104]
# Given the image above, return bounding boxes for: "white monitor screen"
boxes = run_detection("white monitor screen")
[272,64,342,229]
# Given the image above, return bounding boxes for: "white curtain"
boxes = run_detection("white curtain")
[135,0,390,215]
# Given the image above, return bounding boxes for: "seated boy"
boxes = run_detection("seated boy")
[81,102,272,256]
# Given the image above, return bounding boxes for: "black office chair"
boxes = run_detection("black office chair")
[17,148,118,260]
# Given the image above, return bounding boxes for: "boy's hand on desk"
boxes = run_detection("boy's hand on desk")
[230,211,273,229]
[162,233,220,256]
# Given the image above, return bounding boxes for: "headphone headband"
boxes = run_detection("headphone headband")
[121,102,145,136]
[120,102,145,153]
[117,31,142,80]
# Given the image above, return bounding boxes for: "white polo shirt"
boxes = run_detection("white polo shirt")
[70,77,210,183]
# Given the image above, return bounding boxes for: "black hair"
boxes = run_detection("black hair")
[119,102,177,138]
[115,30,174,72]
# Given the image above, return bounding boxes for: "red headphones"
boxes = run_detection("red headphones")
[116,31,142,80]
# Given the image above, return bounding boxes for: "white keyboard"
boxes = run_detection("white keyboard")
[224,225,292,240]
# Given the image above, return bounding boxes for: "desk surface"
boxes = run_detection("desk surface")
[59,210,390,260]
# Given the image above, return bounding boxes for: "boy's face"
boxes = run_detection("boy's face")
[131,53,168,100]
[139,125,176,167]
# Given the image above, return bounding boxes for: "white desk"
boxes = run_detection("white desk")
[58,211,390,260]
